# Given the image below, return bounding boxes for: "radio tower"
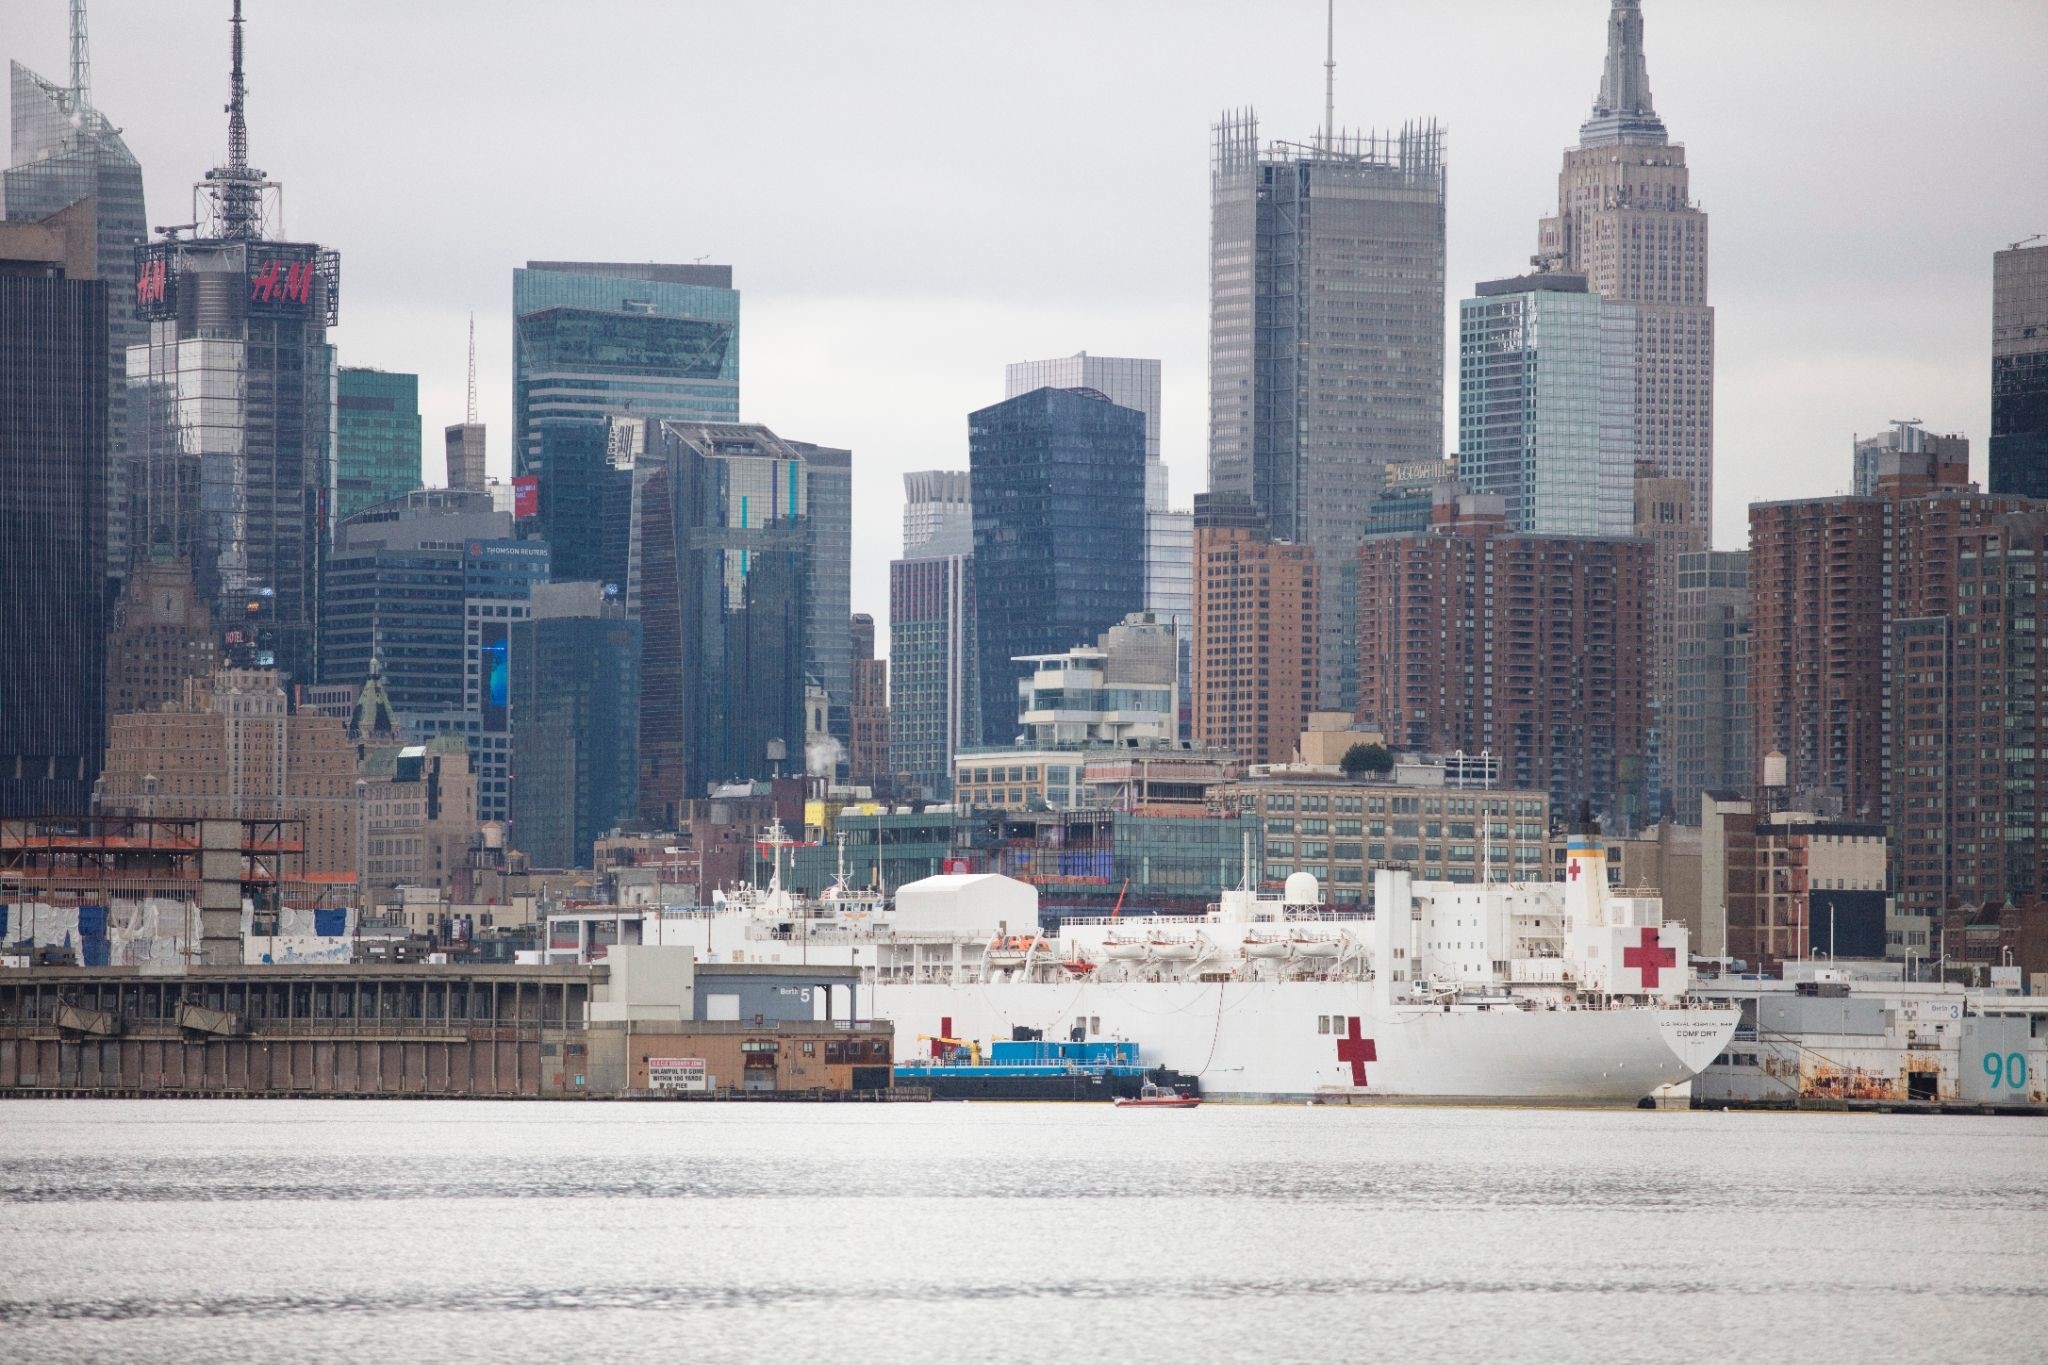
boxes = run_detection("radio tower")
[203,0,266,240]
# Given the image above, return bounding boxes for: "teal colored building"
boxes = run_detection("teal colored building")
[335,368,422,521]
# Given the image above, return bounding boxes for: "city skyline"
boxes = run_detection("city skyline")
[4,1,2045,638]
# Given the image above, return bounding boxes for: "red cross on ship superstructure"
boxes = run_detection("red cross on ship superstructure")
[1622,927,1676,988]
[1335,1017,1377,1086]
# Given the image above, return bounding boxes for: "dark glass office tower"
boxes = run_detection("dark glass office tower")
[334,367,421,522]
[970,387,1146,746]
[637,423,813,823]
[321,489,547,717]
[125,3,338,684]
[795,441,852,770]
[4,12,147,586]
[510,584,640,869]
[532,417,616,582]
[1991,241,2048,499]
[0,203,107,816]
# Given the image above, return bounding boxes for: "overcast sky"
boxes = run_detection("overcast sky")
[8,1,2046,631]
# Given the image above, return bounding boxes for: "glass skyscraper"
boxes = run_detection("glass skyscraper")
[320,489,549,824]
[334,367,422,522]
[511,260,739,477]
[890,471,977,799]
[5,42,146,586]
[1991,241,2048,500]
[794,442,853,774]
[969,387,1146,747]
[510,584,640,869]
[124,3,338,685]
[1459,273,1636,538]
[1209,113,1446,709]
[637,423,814,824]
[0,206,107,817]
[1005,352,1164,507]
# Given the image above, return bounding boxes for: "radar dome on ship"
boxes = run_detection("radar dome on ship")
[1283,872,1321,906]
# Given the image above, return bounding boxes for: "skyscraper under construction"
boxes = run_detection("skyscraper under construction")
[126,1,339,684]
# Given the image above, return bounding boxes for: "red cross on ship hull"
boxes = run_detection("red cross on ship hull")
[1335,1016,1377,1086]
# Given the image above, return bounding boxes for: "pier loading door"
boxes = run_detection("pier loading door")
[741,1039,777,1092]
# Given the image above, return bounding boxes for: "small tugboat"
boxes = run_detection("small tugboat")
[1114,1079,1201,1109]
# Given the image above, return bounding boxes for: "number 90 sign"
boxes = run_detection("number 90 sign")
[1982,1052,2030,1091]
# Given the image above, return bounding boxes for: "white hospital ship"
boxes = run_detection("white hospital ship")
[547,834,1738,1103]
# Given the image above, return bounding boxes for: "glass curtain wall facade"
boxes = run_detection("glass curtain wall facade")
[1672,549,1751,822]
[1459,274,1635,537]
[128,237,340,684]
[321,488,546,723]
[1005,353,1165,507]
[0,224,107,817]
[969,387,1146,748]
[510,587,640,869]
[512,261,739,478]
[890,471,977,799]
[1991,243,2048,500]
[637,423,812,825]
[334,367,421,522]
[794,442,853,772]
[5,59,146,585]
[1209,113,1447,710]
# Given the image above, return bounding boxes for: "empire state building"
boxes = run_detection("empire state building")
[1538,0,1714,538]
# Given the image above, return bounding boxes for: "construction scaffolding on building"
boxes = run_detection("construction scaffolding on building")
[0,816,351,967]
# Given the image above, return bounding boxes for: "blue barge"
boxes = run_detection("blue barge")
[894,1038,1201,1101]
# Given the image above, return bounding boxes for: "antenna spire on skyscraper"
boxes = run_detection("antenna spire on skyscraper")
[68,0,91,109]
[203,0,267,239]
[1323,0,1336,151]
[1578,0,1667,147]
[466,314,478,426]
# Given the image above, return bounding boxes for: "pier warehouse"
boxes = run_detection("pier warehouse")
[0,952,892,1099]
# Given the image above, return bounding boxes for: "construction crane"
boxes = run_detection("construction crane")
[2012,234,2045,252]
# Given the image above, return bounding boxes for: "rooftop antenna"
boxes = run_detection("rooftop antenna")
[1322,0,1336,151]
[465,314,478,425]
[203,0,266,240]
[68,0,91,110]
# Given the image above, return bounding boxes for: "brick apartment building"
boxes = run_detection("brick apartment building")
[1190,494,1319,766]
[1355,492,1652,831]
[1748,451,2044,921]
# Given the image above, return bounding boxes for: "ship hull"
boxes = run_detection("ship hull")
[871,979,1735,1104]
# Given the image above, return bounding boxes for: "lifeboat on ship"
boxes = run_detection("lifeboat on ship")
[1242,932,1291,960]
[985,934,1049,969]
[1289,931,1343,961]
[1102,931,1149,961]
[1148,934,1201,962]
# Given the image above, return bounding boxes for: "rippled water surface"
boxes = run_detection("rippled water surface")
[2,1100,2043,1363]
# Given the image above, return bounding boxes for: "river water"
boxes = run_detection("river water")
[1,1100,2042,1363]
